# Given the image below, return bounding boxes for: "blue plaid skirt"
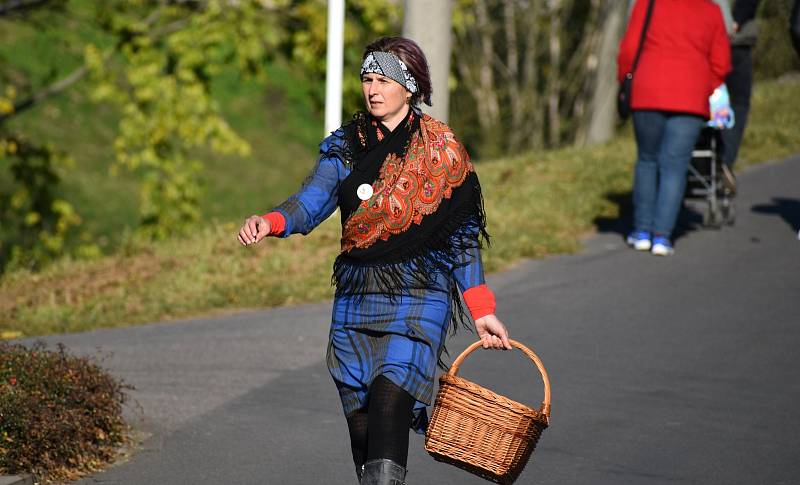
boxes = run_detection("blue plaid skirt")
[326,272,453,434]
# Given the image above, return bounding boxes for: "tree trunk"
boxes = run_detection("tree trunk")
[583,0,627,145]
[546,0,562,147]
[475,0,499,126]
[521,0,543,149]
[403,0,453,122]
[502,0,523,152]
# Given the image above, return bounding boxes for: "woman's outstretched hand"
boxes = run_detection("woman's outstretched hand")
[238,215,271,246]
[475,314,512,350]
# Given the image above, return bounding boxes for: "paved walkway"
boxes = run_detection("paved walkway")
[25,155,800,484]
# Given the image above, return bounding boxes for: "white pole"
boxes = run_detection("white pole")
[325,0,345,136]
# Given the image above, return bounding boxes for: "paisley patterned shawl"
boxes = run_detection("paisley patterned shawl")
[341,114,474,253]
[333,112,488,368]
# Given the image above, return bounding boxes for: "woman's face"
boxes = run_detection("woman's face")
[361,72,411,124]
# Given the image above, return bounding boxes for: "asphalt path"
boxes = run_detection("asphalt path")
[22,155,800,484]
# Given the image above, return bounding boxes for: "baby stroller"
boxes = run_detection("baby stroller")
[683,85,736,228]
[684,127,735,227]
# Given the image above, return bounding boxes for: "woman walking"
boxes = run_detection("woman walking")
[238,37,510,484]
[618,0,731,255]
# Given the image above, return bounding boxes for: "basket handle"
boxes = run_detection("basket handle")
[447,339,551,419]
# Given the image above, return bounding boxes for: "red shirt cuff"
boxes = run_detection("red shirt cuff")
[261,212,286,237]
[463,284,496,321]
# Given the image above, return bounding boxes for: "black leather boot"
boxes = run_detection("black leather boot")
[360,458,407,485]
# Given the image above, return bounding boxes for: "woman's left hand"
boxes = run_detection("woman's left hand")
[475,314,512,350]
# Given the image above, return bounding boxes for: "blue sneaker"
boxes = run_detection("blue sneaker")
[651,236,674,256]
[626,231,651,251]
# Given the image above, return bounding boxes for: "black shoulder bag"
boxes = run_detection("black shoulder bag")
[618,0,656,120]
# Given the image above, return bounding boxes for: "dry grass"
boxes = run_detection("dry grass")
[2,76,798,338]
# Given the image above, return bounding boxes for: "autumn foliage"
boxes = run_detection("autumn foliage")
[0,342,129,482]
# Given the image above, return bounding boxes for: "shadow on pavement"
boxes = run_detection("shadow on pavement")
[751,197,800,234]
[593,190,708,242]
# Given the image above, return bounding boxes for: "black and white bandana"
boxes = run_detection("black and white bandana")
[360,51,418,94]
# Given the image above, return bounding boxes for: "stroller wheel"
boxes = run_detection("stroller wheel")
[704,200,723,229]
[702,207,714,228]
[722,198,736,226]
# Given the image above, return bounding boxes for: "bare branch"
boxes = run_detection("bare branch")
[0,4,177,124]
[0,0,54,16]
[0,65,89,123]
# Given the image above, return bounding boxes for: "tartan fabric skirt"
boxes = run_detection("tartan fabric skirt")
[326,275,453,434]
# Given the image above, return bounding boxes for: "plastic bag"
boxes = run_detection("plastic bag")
[708,84,735,129]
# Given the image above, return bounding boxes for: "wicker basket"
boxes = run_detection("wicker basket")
[425,339,551,484]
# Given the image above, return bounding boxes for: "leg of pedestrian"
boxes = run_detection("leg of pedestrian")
[651,113,705,255]
[628,110,667,250]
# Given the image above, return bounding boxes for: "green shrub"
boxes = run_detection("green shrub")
[0,342,129,483]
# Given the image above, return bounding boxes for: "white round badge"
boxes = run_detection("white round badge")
[357,183,374,201]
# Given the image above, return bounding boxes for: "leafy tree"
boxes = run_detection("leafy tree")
[1,0,401,274]
[0,0,94,272]
[83,0,290,239]
[0,133,97,272]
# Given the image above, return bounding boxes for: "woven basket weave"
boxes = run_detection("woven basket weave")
[425,339,551,484]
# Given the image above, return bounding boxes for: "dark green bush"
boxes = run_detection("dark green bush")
[0,341,129,482]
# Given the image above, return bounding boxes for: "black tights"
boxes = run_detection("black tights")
[346,374,415,470]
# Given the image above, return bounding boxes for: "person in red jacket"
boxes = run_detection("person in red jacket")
[618,0,731,256]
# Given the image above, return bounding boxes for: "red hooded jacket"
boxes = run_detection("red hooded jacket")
[617,0,731,117]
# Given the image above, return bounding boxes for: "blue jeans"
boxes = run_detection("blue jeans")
[632,110,704,238]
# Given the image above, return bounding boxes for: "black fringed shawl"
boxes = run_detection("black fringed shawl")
[332,109,489,351]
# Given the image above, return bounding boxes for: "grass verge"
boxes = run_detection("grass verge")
[1,75,799,338]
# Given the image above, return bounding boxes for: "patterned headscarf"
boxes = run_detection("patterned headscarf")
[360,51,419,94]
